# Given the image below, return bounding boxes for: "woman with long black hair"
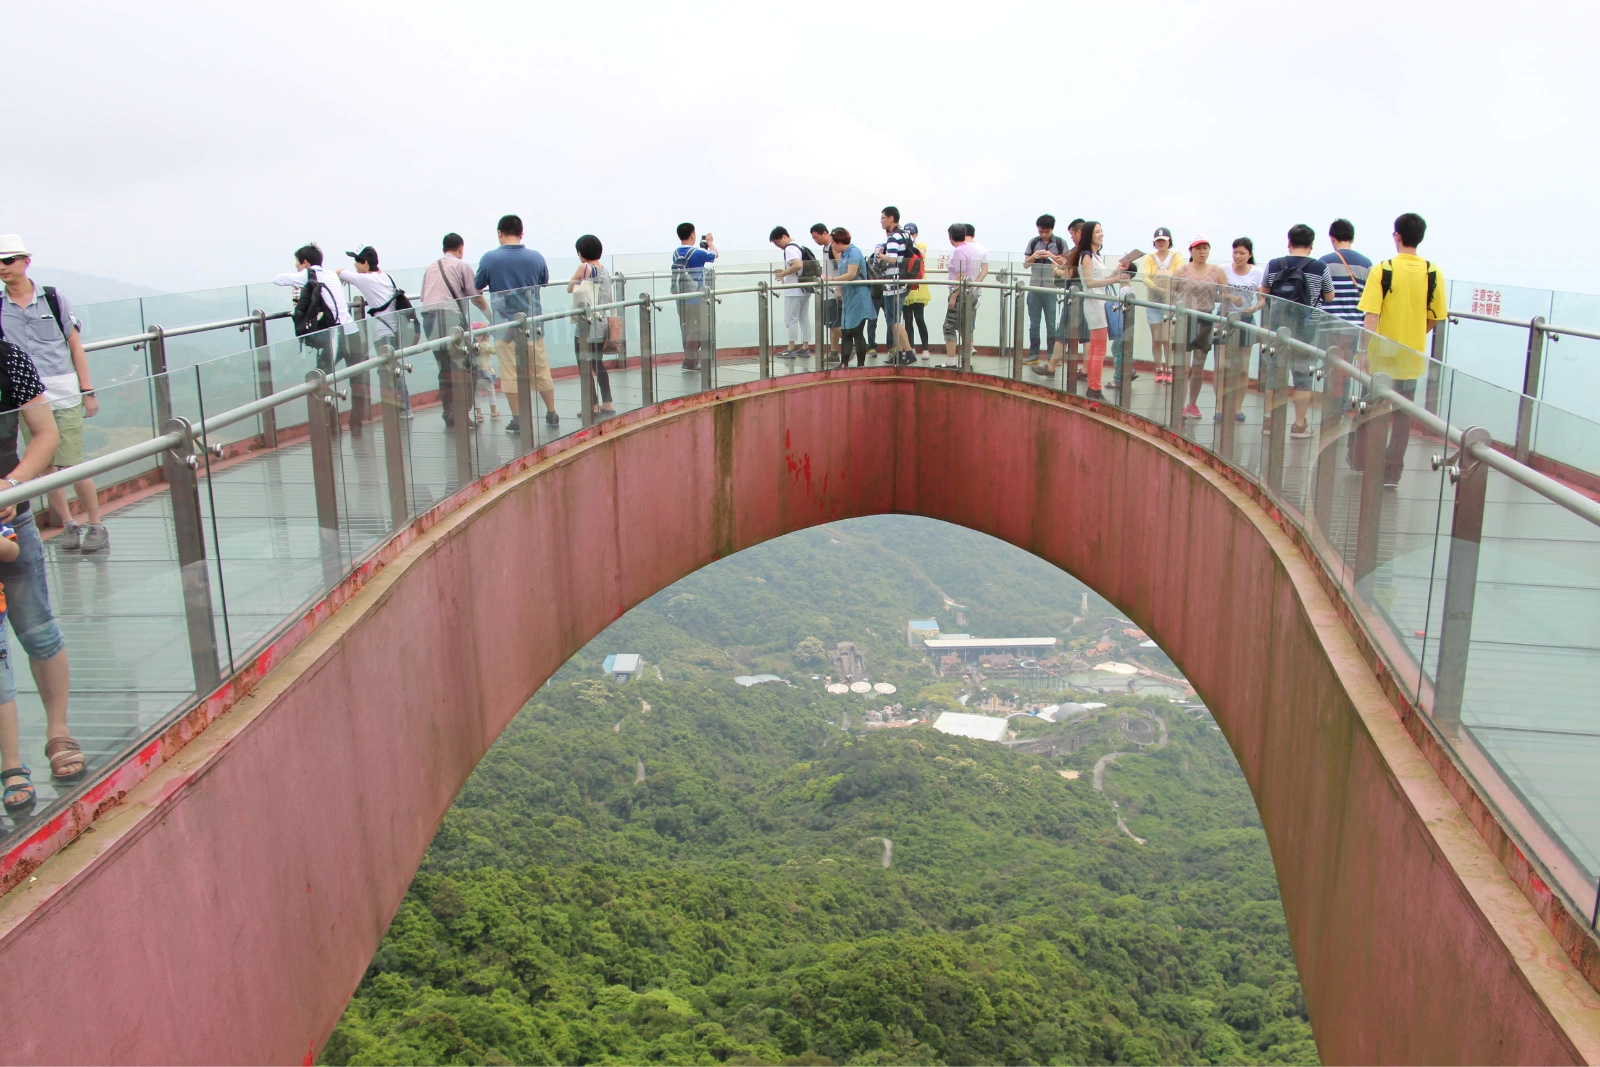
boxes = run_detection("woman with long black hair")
[1058,221,1128,401]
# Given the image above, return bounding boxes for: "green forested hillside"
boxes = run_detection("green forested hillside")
[322,518,1313,1066]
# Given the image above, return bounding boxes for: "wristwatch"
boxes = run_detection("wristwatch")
[4,478,18,488]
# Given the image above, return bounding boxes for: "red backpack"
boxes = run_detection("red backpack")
[903,247,925,292]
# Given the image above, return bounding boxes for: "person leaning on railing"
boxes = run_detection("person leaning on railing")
[769,226,817,361]
[337,246,412,420]
[0,334,87,799]
[419,233,491,429]
[1354,212,1447,488]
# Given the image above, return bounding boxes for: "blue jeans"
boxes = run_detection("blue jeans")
[0,511,66,669]
[1027,290,1058,353]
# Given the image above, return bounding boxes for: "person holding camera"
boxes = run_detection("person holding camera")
[336,246,413,420]
[670,223,718,371]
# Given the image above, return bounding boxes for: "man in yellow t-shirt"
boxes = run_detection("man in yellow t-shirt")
[1354,212,1446,487]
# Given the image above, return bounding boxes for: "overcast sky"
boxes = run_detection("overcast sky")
[19,0,1597,300]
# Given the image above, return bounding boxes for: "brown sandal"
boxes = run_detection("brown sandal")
[45,736,86,782]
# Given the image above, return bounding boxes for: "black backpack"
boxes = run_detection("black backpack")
[794,243,821,280]
[0,285,67,343]
[292,269,339,337]
[1268,257,1314,306]
[1376,260,1440,307]
[369,273,413,314]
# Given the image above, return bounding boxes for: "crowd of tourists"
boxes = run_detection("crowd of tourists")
[0,207,1442,813]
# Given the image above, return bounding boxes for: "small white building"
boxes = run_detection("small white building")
[931,711,1010,743]
[602,654,641,682]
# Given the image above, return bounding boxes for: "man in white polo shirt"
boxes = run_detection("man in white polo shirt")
[0,235,106,553]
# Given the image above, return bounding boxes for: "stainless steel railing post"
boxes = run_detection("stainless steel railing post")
[1218,314,1242,458]
[1425,320,1447,415]
[997,268,1010,364]
[161,416,222,694]
[1117,293,1137,405]
[1514,316,1546,463]
[1313,344,1345,537]
[815,276,828,366]
[147,325,172,433]
[1265,328,1290,492]
[1430,425,1492,740]
[614,273,629,367]
[1011,281,1025,379]
[701,273,716,392]
[1065,290,1081,396]
[578,313,597,431]
[638,296,655,406]
[449,328,474,484]
[249,310,277,448]
[758,281,772,379]
[514,315,535,451]
[376,343,410,529]
[1169,308,1188,427]
[959,280,974,372]
[1353,373,1393,585]
[304,370,345,586]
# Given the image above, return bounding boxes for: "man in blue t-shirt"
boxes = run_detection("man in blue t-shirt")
[670,222,718,371]
[1319,218,1372,416]
[474,215,556,431]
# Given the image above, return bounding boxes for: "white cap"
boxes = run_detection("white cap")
[0,235,29,259]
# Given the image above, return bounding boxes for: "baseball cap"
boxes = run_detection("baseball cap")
[347,245,378,267]
[1188,233,1212,249]
[904,222,919,236]
[0,235,30,260]
[1152,227,1173,243]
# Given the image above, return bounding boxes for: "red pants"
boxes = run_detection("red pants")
[1084,328,1107,391]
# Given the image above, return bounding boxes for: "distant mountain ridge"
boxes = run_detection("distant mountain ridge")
[28,269,165,304]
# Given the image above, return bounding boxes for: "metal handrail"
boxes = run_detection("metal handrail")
[1015,279,1600,529]
[0,284,767,510]
[8,274,1594,531]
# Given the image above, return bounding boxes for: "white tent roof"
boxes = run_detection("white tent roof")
[931,712,1010,742]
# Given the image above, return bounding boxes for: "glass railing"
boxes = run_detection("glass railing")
[3,268,1597,955]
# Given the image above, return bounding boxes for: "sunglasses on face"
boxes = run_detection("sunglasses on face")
[0,257,22,266]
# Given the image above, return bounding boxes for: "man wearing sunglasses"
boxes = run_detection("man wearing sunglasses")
[0,237,106,554]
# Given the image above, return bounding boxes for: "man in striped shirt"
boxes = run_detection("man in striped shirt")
[1319,219,1372,414]
[1319,219,1372,323]
[875,207,916,365]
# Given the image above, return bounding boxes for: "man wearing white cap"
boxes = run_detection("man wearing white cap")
[0,236,107,553]
[0,234,85,791]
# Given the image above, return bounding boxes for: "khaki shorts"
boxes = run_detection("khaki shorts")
[21,403,85,468]
[496,336,553,395]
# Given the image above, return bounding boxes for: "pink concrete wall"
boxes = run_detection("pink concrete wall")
[0,370,1593,1065]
